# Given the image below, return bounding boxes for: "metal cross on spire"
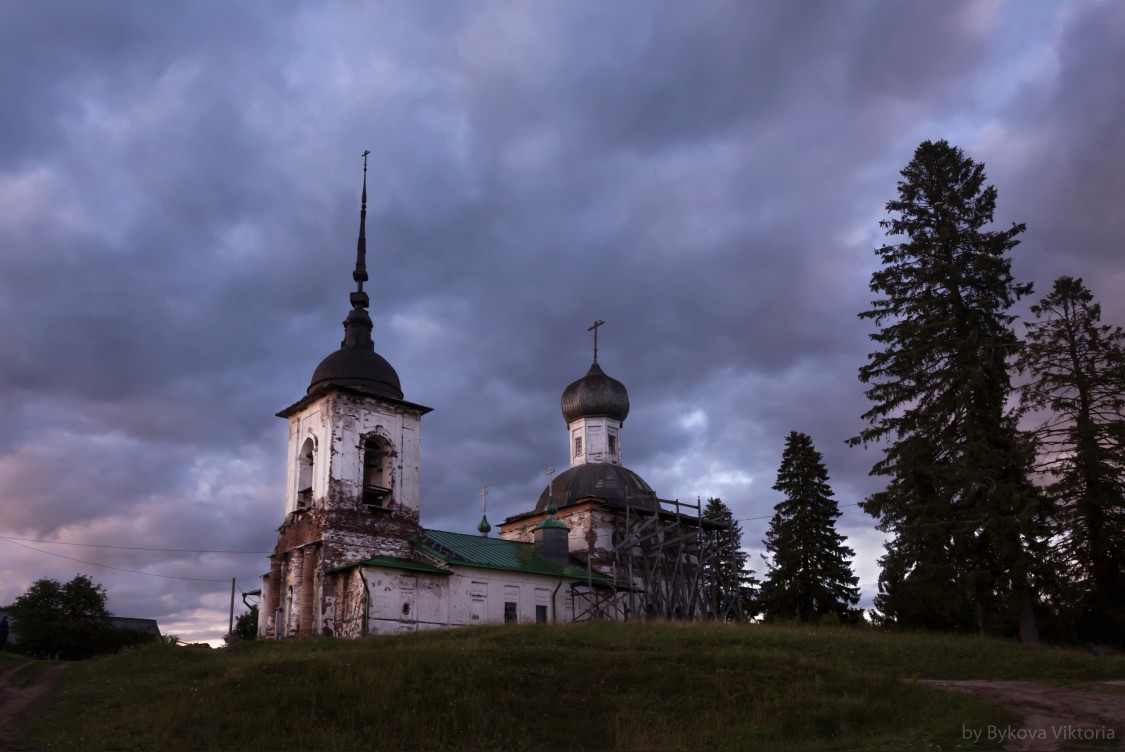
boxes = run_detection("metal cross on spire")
[480,484,488,514]
[587,319,605,363]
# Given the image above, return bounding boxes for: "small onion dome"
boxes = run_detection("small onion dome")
[477,514,492,536]
[561,362,630,424]
[536,464,659,513]
[308,345,403,400]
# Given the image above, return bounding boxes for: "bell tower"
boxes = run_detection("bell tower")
[261,152,432,639]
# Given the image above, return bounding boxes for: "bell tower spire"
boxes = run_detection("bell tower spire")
[303,152,406,400]
[352,150,370,306]
[342,151,373,350]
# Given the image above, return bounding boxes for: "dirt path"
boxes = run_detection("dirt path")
[925,680,1125,751]
[0,661,69,750]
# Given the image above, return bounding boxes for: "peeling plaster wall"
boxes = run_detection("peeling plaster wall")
[264,387,429,640]
[330,569,369,638]
[327,391,424,516]
[498,503,621,570]
[282,391,425,517]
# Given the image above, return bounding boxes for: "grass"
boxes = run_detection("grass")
[0,651,29,673]
[11,621,1125,751]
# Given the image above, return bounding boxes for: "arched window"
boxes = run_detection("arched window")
[297,438,315,509]
[363,437,393,508]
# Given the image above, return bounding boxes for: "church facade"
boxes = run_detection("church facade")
[257,163,734,638]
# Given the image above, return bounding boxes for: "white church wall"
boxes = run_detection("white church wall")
[445,567,569,626]
[283,402,329,515]
[360,565,578,634]
[366,570,450,633]
[567,415,622,466]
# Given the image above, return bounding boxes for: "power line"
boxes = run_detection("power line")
[0,536,270,555]
[1,537,234,583]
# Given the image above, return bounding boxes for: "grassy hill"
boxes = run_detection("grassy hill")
[11,621,1125,751]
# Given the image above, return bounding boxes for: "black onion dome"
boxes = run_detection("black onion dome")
[561,362,630,424]
[536,464,658,513]
[308,346,403,400]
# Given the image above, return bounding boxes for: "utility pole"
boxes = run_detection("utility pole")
[228,578,236,645]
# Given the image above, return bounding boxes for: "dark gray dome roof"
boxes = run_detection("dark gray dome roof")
[536,464,658,513]
[308,346,403,400]
[561,362,629,424]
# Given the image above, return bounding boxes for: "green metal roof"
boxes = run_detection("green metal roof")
[327,555,451,576]
[416,529,611,582]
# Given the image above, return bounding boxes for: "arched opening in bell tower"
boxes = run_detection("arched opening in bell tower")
[362,436,394,508]
[297,437,316,509]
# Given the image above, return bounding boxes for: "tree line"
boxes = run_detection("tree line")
[852,139,1124,646]
[3,575,158,659]
[713,140,1123,646]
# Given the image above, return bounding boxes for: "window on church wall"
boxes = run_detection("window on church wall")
[504,602,518,623]
[536,604,548,623]
[608,433,617,455]
[297,438,315,508]
[574,435,583,457]
[363,437,393,508]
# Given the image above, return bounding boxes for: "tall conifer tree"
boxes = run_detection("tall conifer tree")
[701,497,756,618]
[1017,276,1125,644]
[850,140,1043,639]
[759,431,860,623]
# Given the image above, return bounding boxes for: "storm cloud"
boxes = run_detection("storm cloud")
[1,1,1121,642]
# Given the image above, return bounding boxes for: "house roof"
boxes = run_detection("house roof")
[108,617,162,638]
[327,555,451,576]
[415,529,612,582]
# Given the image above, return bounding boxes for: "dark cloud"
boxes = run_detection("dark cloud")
[1,1,1118,636]
[987,2,1125,321]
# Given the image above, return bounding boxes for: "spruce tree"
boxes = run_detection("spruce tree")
[1017,276,1125,644]
[700,497,756,619]
[759,431,860,623]
[850,140,1043,639]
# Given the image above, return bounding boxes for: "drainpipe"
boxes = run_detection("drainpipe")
[552,578,564,623]
[357,568,370,637]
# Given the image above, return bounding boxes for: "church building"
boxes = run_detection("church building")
[258,161,737,638]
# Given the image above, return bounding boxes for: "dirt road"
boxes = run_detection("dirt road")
[0,661,69,750]
[926,680,1125,751]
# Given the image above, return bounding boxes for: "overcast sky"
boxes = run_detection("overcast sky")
[2,1,1122,644]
